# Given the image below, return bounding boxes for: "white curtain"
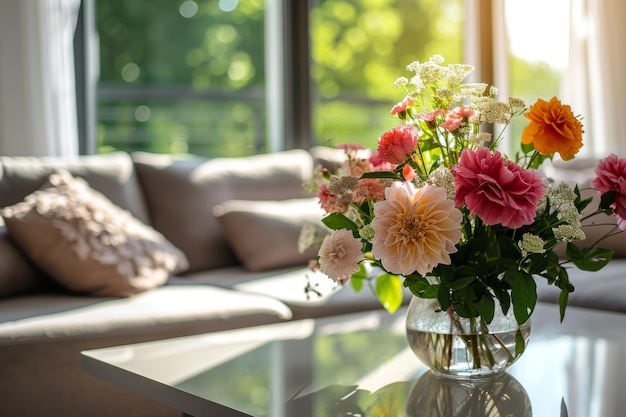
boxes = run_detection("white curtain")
[0,0,81,157]
[563,0,626,159]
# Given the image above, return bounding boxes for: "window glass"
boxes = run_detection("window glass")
[504,0,569,155]
[96,0,266,156]
[309,0,464,148]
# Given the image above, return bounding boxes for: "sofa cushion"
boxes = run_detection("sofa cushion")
[213,197,327,271]
[0,223,57,297]
[0,151,150,223]
[1,171,189,297]
[132,150,314,272]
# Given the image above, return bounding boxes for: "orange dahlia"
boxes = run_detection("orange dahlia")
[521,97,584,160]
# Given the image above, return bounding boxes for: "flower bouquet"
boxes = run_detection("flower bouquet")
[300,55,626,375]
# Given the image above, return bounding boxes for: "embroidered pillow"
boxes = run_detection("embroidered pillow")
[0,171,189,297]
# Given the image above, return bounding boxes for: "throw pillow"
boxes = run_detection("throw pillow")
[0,171,189,297]
[213,197,328,271]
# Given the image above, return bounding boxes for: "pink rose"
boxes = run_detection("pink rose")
[452,148,545,228]
[592,154,626,230]
[377,125,418,165]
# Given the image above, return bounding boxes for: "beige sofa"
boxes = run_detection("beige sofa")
[0,149,393,417]
[0,149,623,417]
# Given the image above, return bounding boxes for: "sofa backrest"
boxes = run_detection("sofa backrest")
[132,149,314,272]
[0,152,151,297]
[0,152,149,222]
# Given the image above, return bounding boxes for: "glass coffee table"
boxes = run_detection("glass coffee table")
[81,302,626,417]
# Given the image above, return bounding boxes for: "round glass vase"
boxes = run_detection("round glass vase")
[405,296,531,377]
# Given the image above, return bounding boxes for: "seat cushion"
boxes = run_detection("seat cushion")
[0,285,293,344]
[132,150,314,272]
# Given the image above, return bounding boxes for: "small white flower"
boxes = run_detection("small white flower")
[427,166,456,199]
[393,77,409,88]
[519,233,546,257]
[553,224,586,242]
[359,224,375,242]
[298,223,317,254]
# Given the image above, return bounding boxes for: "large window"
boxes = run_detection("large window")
[92,0,567,157]
[96,0,266,156]
[309,0,463,148]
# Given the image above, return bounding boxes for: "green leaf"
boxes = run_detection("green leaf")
[492,284,511,315]
[437,283,451,311]
[506,269,537,324]
[566,244,614,271]
[321,213,358,231]
[515,328,526,356]
[350,264,367,292]
[360,171,401,180]
[599,189,617,213]
[479,295,495,324]
[573,185,593,212]
[375,274,403,313]
[451,287,480,318]
[446,275,476,291]
[404,275,438,298]
[558,287,569,322]
[498,235,521,260]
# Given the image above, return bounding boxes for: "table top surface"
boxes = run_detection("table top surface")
[82,302,626,417]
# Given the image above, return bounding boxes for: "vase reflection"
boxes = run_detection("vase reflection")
[286,370,532,417]
[406,371,531,417]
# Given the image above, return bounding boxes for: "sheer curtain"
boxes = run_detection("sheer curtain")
[0,0,81,157]
[563,0,626,159]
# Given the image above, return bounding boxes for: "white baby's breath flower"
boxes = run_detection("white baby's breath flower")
[459,83,489,99]
[445,64,474,87]
[546,181,577,206]
[427,166,456,199]
[553,224,586,242]
[394,77,409,88]
[359,224,375,242]
[477,100,510,124]
[508,97,526,113]
[469,132,492,146]
[519,233,546,257]
[558,207,582,226]
[298,223,317,254]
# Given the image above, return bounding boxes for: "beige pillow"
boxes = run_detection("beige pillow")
[0,171,189,297]
[132,149,315,272]
[213,197,328,271]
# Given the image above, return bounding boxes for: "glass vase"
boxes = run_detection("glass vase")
[405,296,531,377]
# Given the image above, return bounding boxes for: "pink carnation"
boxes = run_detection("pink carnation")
[592,154,626,230]
[452,148,545,228]
[416,109,445,122]
[353,178,387,203]
[377,125,418,165]
[440,106,474,132]
[318,229,363,282]
[390,96,414,115]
